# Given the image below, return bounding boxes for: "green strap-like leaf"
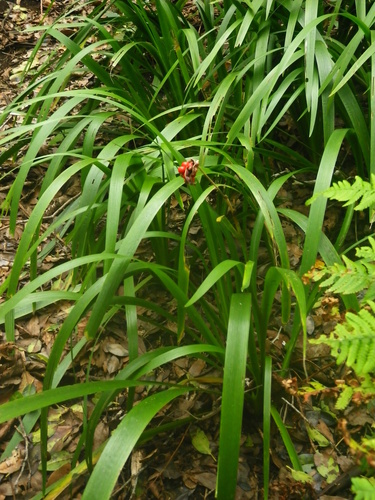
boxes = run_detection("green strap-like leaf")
[185,260,244,307]
[82,387,190,500]
[216,293,251,500]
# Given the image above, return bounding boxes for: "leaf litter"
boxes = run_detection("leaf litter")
[0,2,374,499]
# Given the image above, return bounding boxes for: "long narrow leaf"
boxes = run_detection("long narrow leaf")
[299,128,349,275]
[263,356,272,500]
[185,260,244,307]
[216,293,251,500]
[85,177,184,339]
[82,387,190,500]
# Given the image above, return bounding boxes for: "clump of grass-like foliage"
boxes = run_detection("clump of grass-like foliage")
[0,1,374,497]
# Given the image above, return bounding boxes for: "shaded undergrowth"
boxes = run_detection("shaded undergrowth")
[1,0,375,498]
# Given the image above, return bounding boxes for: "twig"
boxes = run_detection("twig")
[14,419,32,491]
[1,2,14,31]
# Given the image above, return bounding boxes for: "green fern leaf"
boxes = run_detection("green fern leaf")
[306,175,375,212]
[318,269,341,288]
[346,336,360,368]
[326,178,362,204]
[327,273,368,295]
[360,374,375,395]
[363,262,375,275]
[335,385,353,411]
[363,282,375,301]
[349,309,375,374]
[361,338,375,374]
[323,176,370,206]
[310,302,375,375]
[312,247,375,298]
[356,237,375,259]
[328,323,351,364]
[351,477,375,500]
[356,189,375,211]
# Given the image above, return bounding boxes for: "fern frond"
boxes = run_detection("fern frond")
[360,373,375,395]
[308,238,375,299]
[310,302,375,375]
[318,259,373,295]
[363,282,375,302]
[356,236,375,259]
[335,385,353,411]
[328,177,368,206]
[306,174,375,210]
[351,476,375,499]
[356,189,375,211]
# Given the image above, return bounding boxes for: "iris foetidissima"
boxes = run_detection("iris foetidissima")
[177,159,242,237]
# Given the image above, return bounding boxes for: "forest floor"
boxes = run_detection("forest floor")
[0,2,373,499]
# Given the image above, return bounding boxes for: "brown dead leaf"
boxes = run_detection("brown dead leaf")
[26,315,41,336]
[195,471,217,490]
[19,370,42,393]
[0,343,25,390]
[282,220,297,239]
[104,342,128,357]
[287,242,303,266]
[173,364,186,378]
[189,358,206,378]
[46,462,72,488]
[0,481,14,497]
[315,419,335,445]
[26,339,42,353]
[0,448,23,474]
[182,472,197,489]
[93,420,109,451]
[160,462,181,480]
[49,425,75,453]
[336,455,356,472]
[345,407,373,426]
[105,354,120,374]
[0,418,16,440]
[173,393,196,419]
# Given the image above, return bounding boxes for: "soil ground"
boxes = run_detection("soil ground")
[0,2,373,499]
